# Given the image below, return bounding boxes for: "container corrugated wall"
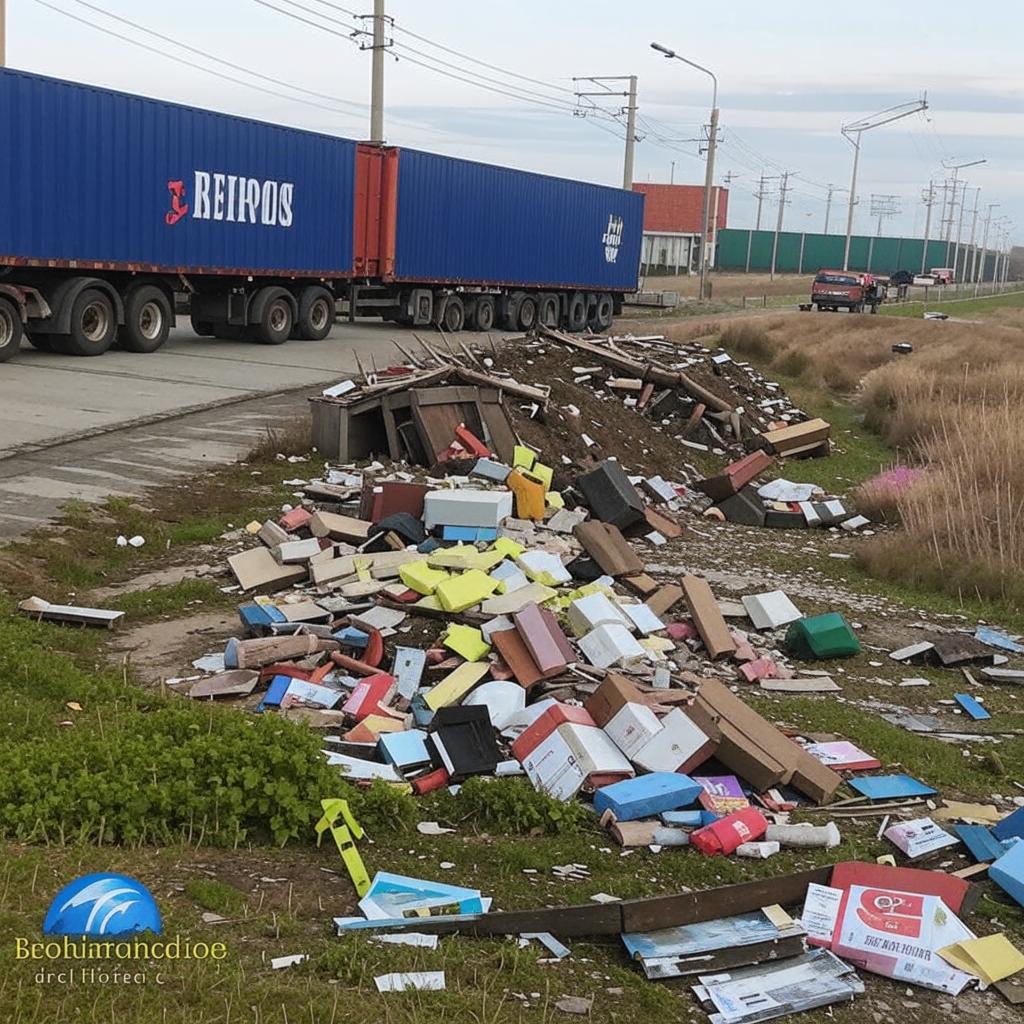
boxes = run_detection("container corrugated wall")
[391,149,644,291]
[0,69,356,276]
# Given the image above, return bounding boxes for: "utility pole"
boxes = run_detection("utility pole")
[974,202,998,295]
[870,194,899,236]
[368,0,387,143]
[966,187,981,282]
[951,181,971,281]
[841,98,928,270]
[823,184,843,235]
[769,171,791,280]
[573,75,640,190]
[651,42,718,300]
[940,158,986,263]
[746,174,775,273]
[920,181,935,273]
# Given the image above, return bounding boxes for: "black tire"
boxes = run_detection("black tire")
[502,291,525,331]
[58,288,116,356]
[121,285,172,353]
[468,295,496,331]
[537,293,559,327]
[253,295,293,345]
[591,293,614,332]
[516,295,538,332]
[0,298,22,363]
[297,286,335,341]
[566,292,587,332]
[440,295,465,333]
[190,313,215,337]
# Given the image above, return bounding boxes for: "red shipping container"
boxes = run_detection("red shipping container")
[691,807,769,856]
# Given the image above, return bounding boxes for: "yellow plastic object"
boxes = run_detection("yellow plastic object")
[444,623,491,662]
[413,595,444,611]
[492,536,525,560]
[938,934,1024,985]
[425,662,490,710]
[507,470,545,521]
[530,463,554,491]
[355,556,373,583]
[545,491,565,510]
[435,569,499,613]
[315,799,370,897]
[399,561,450,595]
[513,445,537,471]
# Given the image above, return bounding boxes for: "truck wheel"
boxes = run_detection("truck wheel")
[59,288,116,356]
[566,292,587,332]
[297,286,335,341]
[253,295,293,345]
[0,298,23,363]
[537,294,559,327]
[190,313,215,337]
[440,295,465,333]
[501,291,525,331]
[468,295,495,331]
[122,285,172,353]
[516,295,538,332]
[590,293,614,332]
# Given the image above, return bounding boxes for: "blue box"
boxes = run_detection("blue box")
[992,806,1024,842]
[593,773,702,822]
[990,840,1024,908]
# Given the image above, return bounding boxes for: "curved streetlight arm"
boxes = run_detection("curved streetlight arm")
[650,42,717,108]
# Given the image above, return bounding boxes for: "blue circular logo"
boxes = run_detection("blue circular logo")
[43,873,162,937]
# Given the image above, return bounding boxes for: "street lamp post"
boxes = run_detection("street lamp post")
[840,98,928,270]
[651,42,718,301]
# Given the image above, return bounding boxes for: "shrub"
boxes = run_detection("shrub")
[430,776,587,835]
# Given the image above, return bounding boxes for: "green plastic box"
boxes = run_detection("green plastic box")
[785,612,861,659]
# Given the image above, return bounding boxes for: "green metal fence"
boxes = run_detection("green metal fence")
[716,228,998,279]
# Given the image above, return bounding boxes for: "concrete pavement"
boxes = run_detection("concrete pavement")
[0,318,456,539]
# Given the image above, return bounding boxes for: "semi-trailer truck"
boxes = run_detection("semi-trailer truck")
[0,68,644,363]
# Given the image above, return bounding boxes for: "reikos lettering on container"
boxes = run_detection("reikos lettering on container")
[167,173,295,228]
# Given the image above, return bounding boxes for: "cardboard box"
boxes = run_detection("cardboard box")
[511,703,595,762]
[695,680,840,802]
[632,706,720,774]
[682,576,737,660]
[423,490,513,530]
[518,723,633,801]
[584,672,647,727]
[605,702,663,761]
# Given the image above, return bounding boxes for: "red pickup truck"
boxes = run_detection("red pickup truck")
[811,270,886,313]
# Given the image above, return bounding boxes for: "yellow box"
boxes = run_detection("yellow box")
[425,662,491,710]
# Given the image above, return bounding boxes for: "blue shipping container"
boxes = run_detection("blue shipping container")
[392,148,644,292]
[0,69,356,276]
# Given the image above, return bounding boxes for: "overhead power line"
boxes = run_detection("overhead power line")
[34,0,365,124]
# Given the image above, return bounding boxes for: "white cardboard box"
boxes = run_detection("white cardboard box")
[520,724,632,801]
[578,623,646,669]
[423,490,513,530]
[632,707,718,774]
[604,702,663,761]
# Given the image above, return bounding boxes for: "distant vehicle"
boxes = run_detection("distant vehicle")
[929,267,955,285]
[889,270,915,287]
[811,270,887,313]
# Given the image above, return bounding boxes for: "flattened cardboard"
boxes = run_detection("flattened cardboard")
[310,511,371,543]
[573,521,644,577]
[228,547,307,592]
[682,576,737,660]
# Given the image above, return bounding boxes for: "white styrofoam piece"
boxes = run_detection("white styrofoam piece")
[742,590,803,630]
[567,592,632,637]
[604,703,663,760]
[423,490,513,530]
[462,681,526,730]
[632,707,714,773]
[578,623,646,669]
[619,601,665,635]
[516,550,571,585]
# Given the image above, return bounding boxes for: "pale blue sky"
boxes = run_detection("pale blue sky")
[9,0,1023,244]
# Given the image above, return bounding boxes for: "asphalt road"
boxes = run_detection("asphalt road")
[0,318,450,539]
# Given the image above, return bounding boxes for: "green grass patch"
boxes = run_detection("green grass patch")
[112,579,237,621]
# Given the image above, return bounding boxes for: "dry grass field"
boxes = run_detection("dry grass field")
[674,300,1024,604]
[642,271,814,300]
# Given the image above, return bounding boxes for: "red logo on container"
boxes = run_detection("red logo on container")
[166,180,189,226]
